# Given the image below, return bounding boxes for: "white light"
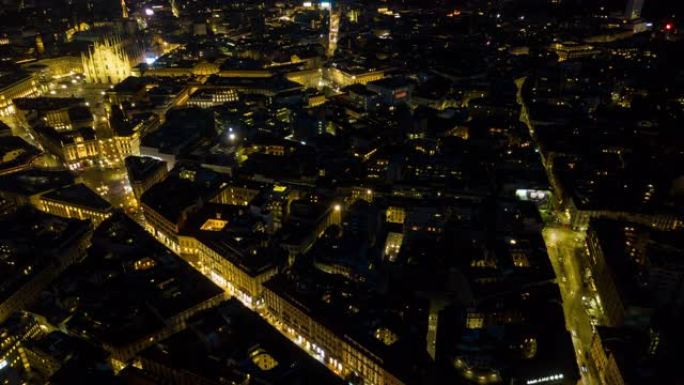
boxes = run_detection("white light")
[303,1,312,6]
[144,56,157,65]
[228,133,236,141]
[334,204,341,211]
[145,8,154,16]
[0,359,7,370]
[526,374,564,384]
[320,1,331,10]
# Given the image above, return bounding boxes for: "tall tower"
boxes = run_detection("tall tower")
[327,10,340,57]
[171,0,181,17]
[121,0,128,18]
[624,0,644,20]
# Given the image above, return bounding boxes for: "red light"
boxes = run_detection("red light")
[665,23,673,30]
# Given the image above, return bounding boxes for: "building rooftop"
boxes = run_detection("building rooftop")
[124,156,167,183]
[0,70,31,90]
[35,126,96,145]
[141,165,224,225]
[41,183,112,211]
[141,107,217,156]
[0,168,74,197]
[0,207,91,305]
[139,299,345,385]
[0,136,41,175]
[29,212,223,348]
[264,265,433,385]
[13,97,85,112]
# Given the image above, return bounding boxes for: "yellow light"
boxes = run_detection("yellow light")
[334,204,341,211]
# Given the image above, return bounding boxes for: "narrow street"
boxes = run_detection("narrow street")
[517,77,600,385]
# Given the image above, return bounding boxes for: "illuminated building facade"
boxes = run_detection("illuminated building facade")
[121,0,128,18]
[262,276,407,385]
[33,126,100,169]
[186,88,239,108]
[590,330,627,385]
[38,183,113,226]
[81,35,133,84]
[550,42,599,62]
[0,72,38,118]
[328,10,340,57]
[586,226,626,327]
[13,98,93,133]
[171,0,181,17]
[193,237,279,308]
[211,184,260,206]
[328,66,384,87]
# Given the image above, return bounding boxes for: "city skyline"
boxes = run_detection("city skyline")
[1,1,683,385]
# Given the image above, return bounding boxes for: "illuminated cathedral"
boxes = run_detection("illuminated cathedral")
[81,35,131,84]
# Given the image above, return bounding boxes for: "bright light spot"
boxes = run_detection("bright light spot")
[145,8,154,16]
[334,204,341,211]
[228,133,236,141]
[320,1,331,10]
[144,56,157,65]
[665,23,673,30]
[0,359,7,370]
[303,1,312,6]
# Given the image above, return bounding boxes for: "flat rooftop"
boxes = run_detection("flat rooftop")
[0,207,90,304]
[140,299,345,385]
[29,213,223,348]
[42,183,112,211]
